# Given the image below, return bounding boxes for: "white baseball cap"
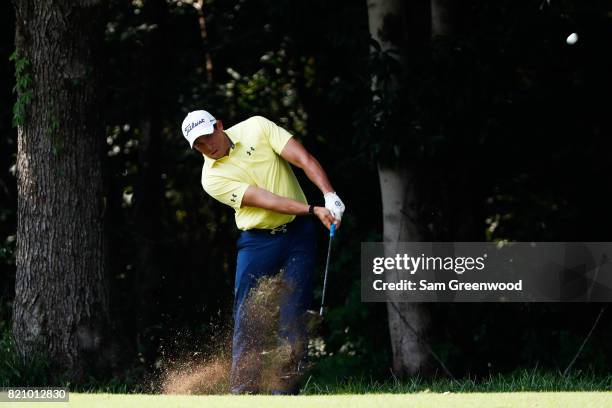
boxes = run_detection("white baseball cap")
[181,110,217,148]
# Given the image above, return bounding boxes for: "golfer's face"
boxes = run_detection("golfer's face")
[193,128,225,159]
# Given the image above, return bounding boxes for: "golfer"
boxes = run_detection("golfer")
[181,110,345,394]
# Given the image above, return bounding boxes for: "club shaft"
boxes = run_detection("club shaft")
[319,224,335,316]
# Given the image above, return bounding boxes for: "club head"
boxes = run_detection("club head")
[305,309,323,333]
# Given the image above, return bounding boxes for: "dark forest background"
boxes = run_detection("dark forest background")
[1,0,611,387]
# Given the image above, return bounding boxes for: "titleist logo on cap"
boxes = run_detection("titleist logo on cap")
[184,118,215,135]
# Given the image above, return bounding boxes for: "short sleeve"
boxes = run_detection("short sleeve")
[202,175,249,211]
[256,116,293,154]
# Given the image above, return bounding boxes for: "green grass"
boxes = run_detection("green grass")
[300,370,612,394]
[3,392,612,408]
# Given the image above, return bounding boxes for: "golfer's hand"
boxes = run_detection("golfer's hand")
[314,206,340,231]
[324,192,345,221]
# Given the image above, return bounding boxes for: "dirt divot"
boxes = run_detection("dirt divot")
[161,270,321,394]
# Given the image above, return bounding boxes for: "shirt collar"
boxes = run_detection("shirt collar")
[203,129,240,167]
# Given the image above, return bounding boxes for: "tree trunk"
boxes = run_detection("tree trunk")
[367,0,430,377]
[12,0,115,380]
[378,165,430,376]
[194,0,213,83]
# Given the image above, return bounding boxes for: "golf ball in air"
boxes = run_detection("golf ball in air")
[566,33,579,45]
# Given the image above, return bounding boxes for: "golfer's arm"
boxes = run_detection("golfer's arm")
[280,138,335,194]
[241,185,311,215]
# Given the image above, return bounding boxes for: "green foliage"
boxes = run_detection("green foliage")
[9,49,32,127]
[218,46,308,138]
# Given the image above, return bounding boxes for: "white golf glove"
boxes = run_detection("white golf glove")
[324,191,345,221]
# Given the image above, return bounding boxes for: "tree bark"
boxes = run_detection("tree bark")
[12,0,115,380]
[378,165,430,376]
[194,0,213,83]
[367,0,430,377]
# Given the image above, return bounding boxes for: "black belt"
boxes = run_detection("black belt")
[247,223,289,235]
[244,217,308,235]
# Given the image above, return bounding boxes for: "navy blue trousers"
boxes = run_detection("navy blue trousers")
[230,216,316,393]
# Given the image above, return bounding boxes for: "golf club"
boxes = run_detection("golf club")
[319,222,336,316]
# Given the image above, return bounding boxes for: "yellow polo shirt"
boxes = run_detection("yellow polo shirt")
[201,116,308,231]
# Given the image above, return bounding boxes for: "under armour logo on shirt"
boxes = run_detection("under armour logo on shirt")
[246,146,255,156]
[231,193,237,203]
